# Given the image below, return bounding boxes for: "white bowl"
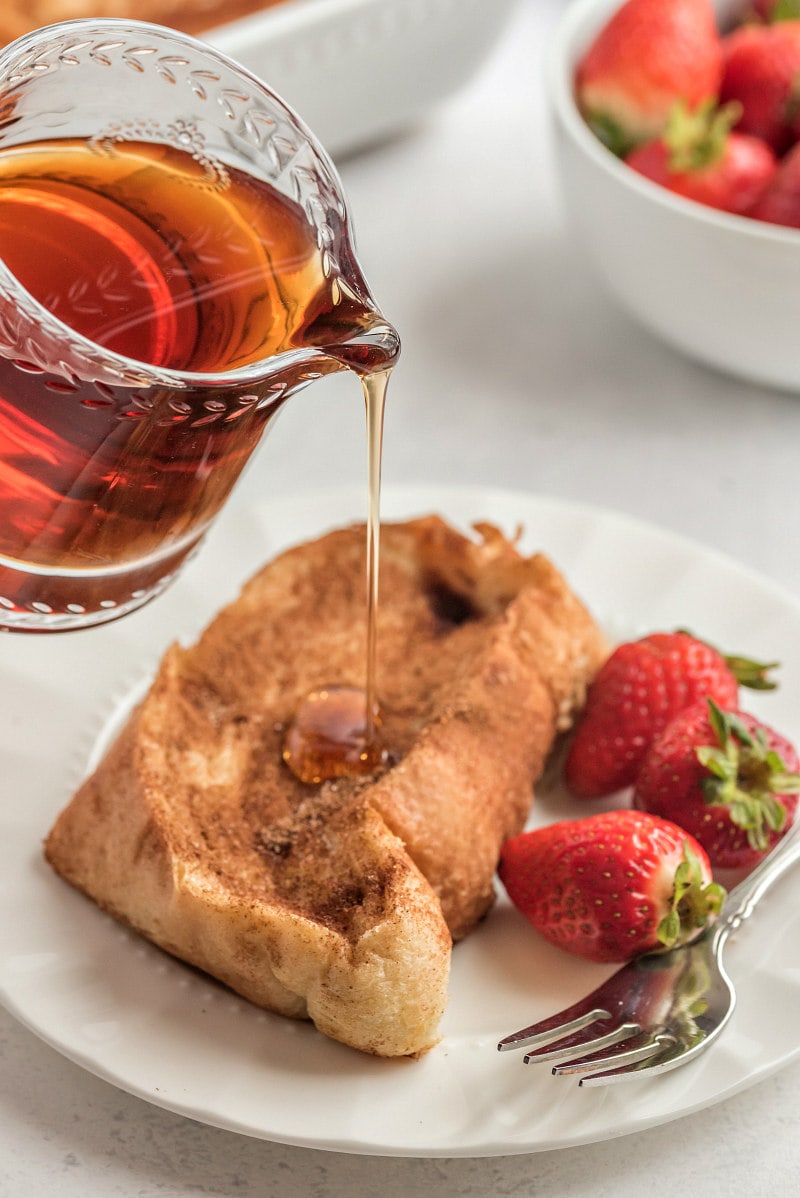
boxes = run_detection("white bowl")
[547,0,800,392]
[209,0,521,158]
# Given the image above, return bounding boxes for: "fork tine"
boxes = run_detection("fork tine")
[498,962,640,1054]
[578,1028,711,1087]
[498,1004,611,1053]
[550,1029,672,1078]
[523,1020,641,1066]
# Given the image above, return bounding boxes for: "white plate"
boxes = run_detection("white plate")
[2,484,800,1158]
[208,0,521,157]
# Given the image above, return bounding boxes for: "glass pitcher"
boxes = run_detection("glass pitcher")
[0,18,399,633]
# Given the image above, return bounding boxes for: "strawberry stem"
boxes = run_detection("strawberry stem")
[677,627,779,690]
[721,654,779,691]
[657,842,726,949]
[663,99,741,174]
[697,699,800,850]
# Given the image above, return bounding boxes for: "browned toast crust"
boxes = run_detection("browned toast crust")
[45,516,607,1056]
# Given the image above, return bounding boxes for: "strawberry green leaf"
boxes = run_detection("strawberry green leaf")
[725,710,757,748]
[722,653,779,691]
[772,0,800,21]
[656,843,726,950]
[677,628,779,690]
[706,697,732,747]
[583,110,637,158]
[663,99,741,173]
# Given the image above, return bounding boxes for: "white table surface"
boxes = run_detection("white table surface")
[5,0,800,1193]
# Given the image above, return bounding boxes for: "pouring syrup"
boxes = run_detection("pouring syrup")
[282,367,390,784]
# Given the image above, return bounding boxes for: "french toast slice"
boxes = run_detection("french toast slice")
[45,516,607,1057]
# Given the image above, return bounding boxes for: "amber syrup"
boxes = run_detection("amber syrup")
[282,367,390,784]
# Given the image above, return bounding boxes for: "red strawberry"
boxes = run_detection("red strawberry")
[720,21,800,153]
[749,138,800,225]
[575,0,723,156]
[625,99,777,215]
[564,630,776,799]
[634,699,800,870]
[498,810,725,964]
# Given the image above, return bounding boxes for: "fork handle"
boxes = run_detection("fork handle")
[718,818,800,938]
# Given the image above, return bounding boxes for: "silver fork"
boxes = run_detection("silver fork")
[497,819,800,1086]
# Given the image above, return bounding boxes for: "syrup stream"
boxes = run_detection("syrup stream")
[281,363,390,785]
[362,366,389,744]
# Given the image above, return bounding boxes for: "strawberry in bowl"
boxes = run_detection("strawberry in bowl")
[624,99,777,216]
[548,0,800,389]
[575,0,722,155]
[719,17,800,154]
[572,0,800,219]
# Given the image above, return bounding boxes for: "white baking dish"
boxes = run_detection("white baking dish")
[209,0,521,157]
